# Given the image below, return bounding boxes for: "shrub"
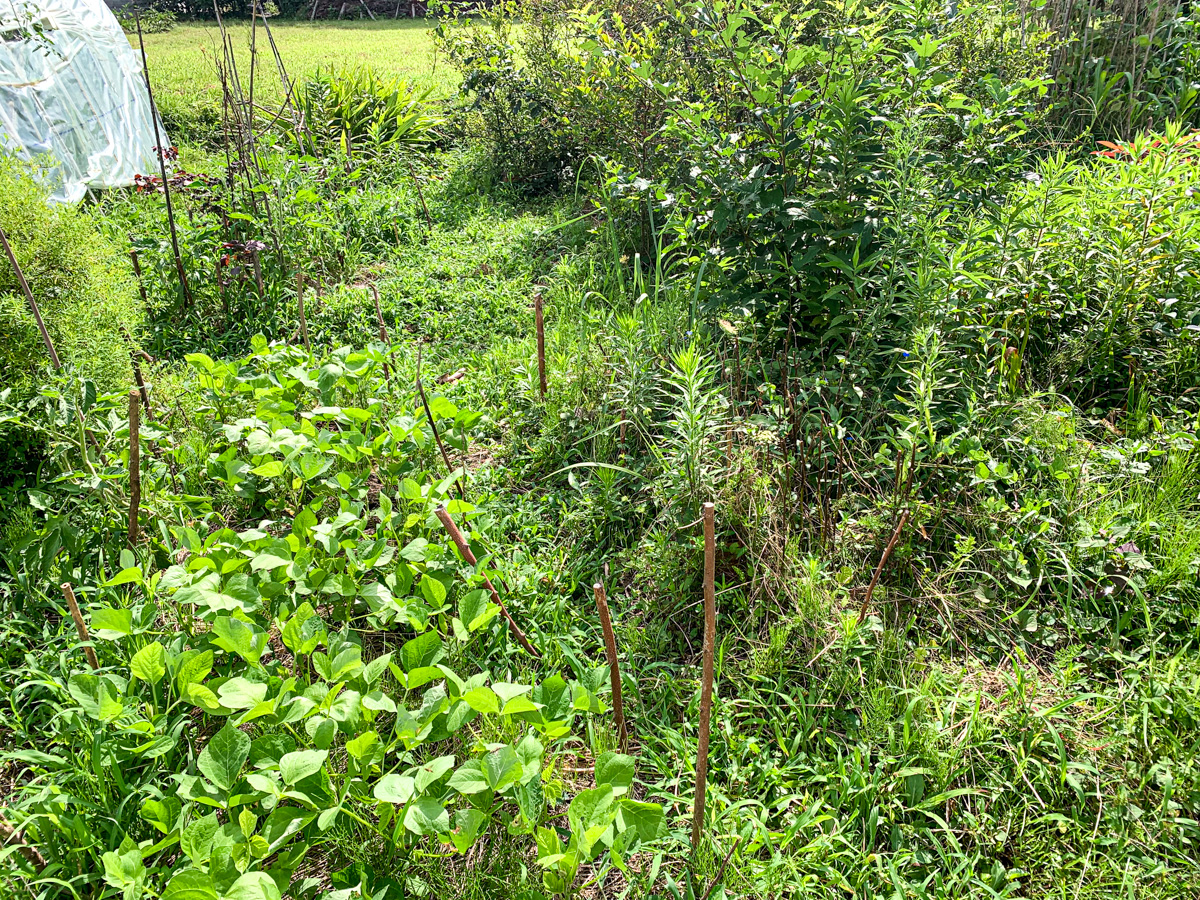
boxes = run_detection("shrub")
[0,159,139,405]
[114,6,177,34]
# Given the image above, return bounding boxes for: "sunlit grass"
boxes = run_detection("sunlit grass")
[138,20,455,145]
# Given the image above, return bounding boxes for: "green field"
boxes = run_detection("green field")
[139,21,452,145]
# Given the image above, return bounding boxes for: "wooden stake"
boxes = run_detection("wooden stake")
[0,227,60,369]
[417,346,466,502]
[61,583,99,671]
[297,272,311,354]
[128,389,141,546]
[135,13,193,307]
[594,581,627,751]
[535,292,547,399]
[130,248,149,308]
[0,816,46,872]
[370,284,399,378]
[251,246,265,296]
[692,502,717,851]
[435,506,540,658]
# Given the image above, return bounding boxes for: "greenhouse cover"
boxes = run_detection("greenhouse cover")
[0,0,166,203]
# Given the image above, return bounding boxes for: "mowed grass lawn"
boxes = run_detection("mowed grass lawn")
[139,21,455,145]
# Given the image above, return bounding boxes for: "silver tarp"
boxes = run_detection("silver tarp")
[0,0,166,203]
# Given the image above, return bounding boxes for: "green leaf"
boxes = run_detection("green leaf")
[403,797,450,836]
[198,724,251,793]
[280,749,328,785]
[484,745,522,792]
[180,813,219,864]
[250,552,292,572]
[617,799,665,842]
[463,686,499,715]
[130,642,167,685]
[217,677,269,710]
[459,588,498,632]
[374,774,416,805]
[414,754,456,793]
[251,460,286,478]
[400,630,443,672]
[173,649,214,693]
[448,808,488,853]
[68,674,124,721]
[225,872,281,900]
[446,759,489,795]
[400,537,429,562]
[595,752,636,797]
[91,606,133,640]
[140,796,182,835]
[162,869,218,900]
[569,785,616,858]
[105,567,144,587]
[210,617,268,666]
[261,807,314,853]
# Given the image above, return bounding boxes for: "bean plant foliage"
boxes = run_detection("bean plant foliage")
[0,340,664,900]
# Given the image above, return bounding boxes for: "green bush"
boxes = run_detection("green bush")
[0,158,139,399]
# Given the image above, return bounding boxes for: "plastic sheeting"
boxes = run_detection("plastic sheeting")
[0,0,167,203]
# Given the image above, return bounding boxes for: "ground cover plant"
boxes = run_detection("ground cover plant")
[4,1,1200,898]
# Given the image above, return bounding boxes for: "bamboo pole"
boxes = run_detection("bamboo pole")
[691,502,717,851]
[0,227,60,369]
[128,390,141,546]
[594,581,628,751]
[251,246,265,296]
[535,293,547,399]
[135,13,193,307]
[129,249,149,308]
[61,583,99,671]
[297,272,311,354]
[435,506,540,658]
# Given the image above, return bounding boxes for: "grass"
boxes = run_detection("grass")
[138,21,453,145]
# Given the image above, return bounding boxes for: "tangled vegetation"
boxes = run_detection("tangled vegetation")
[3,1,1200,898]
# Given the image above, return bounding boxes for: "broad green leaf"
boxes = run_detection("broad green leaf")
[448,808,488,853]
[280,749,328,784]
[403,797,450,836]
[374,774,416,805]
[617,799,665,842]
[210,617,268,666]
[173,649,214,692]
[130,642,167,685]
[198,724,251,792]
[463,686,499,715]
[414,755,456,792]
[217,677,269,710]
[400,630,443,672]
[400,537,429,562]
[569,785,617,859]
[67,674,124,722]
[446,759,489,794]
[483,745,522,792]
[162,869,217,900]
[261,807,314,853]
[180,813,219,864]
[595,752,636,797]
[140,796,181,835]
[105,567,144,587]
[91,606,133,640]
[225,872,281,900]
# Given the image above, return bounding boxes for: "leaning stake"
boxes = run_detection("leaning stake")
[534,292,547,399]
[594,581,628,751]
[0,227,60,369]
[134,12,193,307]
[692,502,717,851]
[128,389,141,545]
[62,583,99,671]
[435,506,540,658]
